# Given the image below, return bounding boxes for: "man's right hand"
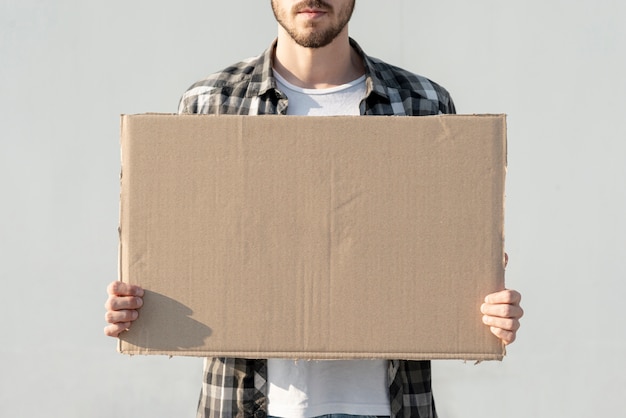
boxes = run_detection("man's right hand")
[104,281,144,337]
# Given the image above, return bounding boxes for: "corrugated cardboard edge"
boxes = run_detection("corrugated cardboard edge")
[118,349,505,361]
[116,113,508,361]
[116,115,126,354]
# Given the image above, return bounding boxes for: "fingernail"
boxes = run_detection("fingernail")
[136,297,143,307]
[131,311,139,320]
[480,303,486,313]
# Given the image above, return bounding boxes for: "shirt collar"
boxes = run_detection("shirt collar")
[245,39,280,98]
[348,37,391,101]
[246,37,406,102]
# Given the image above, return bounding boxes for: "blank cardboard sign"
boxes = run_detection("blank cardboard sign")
[118,114,507,360]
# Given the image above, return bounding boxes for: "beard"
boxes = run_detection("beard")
[271,0,356,48]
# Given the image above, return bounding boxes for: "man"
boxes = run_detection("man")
[104,1,524,417]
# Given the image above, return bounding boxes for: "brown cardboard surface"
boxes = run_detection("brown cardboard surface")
[118,114,507,360]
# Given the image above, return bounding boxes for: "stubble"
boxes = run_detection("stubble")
[271,0,356,48]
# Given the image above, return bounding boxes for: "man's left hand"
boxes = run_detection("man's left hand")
[481,289,523,345]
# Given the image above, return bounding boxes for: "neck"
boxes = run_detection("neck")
[273,27,364,89]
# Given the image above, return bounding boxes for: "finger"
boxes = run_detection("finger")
[489,326,516,345]
[480,303,524,320]
[104,322,132,338]
[104,295,143,312]
[484,289,521,305]
[105,309,139,325]
[107,281,144,297]
[482,314,520,332]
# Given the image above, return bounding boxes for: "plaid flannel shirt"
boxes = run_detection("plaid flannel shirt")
[179,38,456,418]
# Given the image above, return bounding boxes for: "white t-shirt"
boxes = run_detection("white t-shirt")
[267,70,390,418]
[273,69,365,116]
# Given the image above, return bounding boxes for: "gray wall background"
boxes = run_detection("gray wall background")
[1,1,624,417]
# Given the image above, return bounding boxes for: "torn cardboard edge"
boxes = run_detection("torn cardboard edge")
[118,113,507,361]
